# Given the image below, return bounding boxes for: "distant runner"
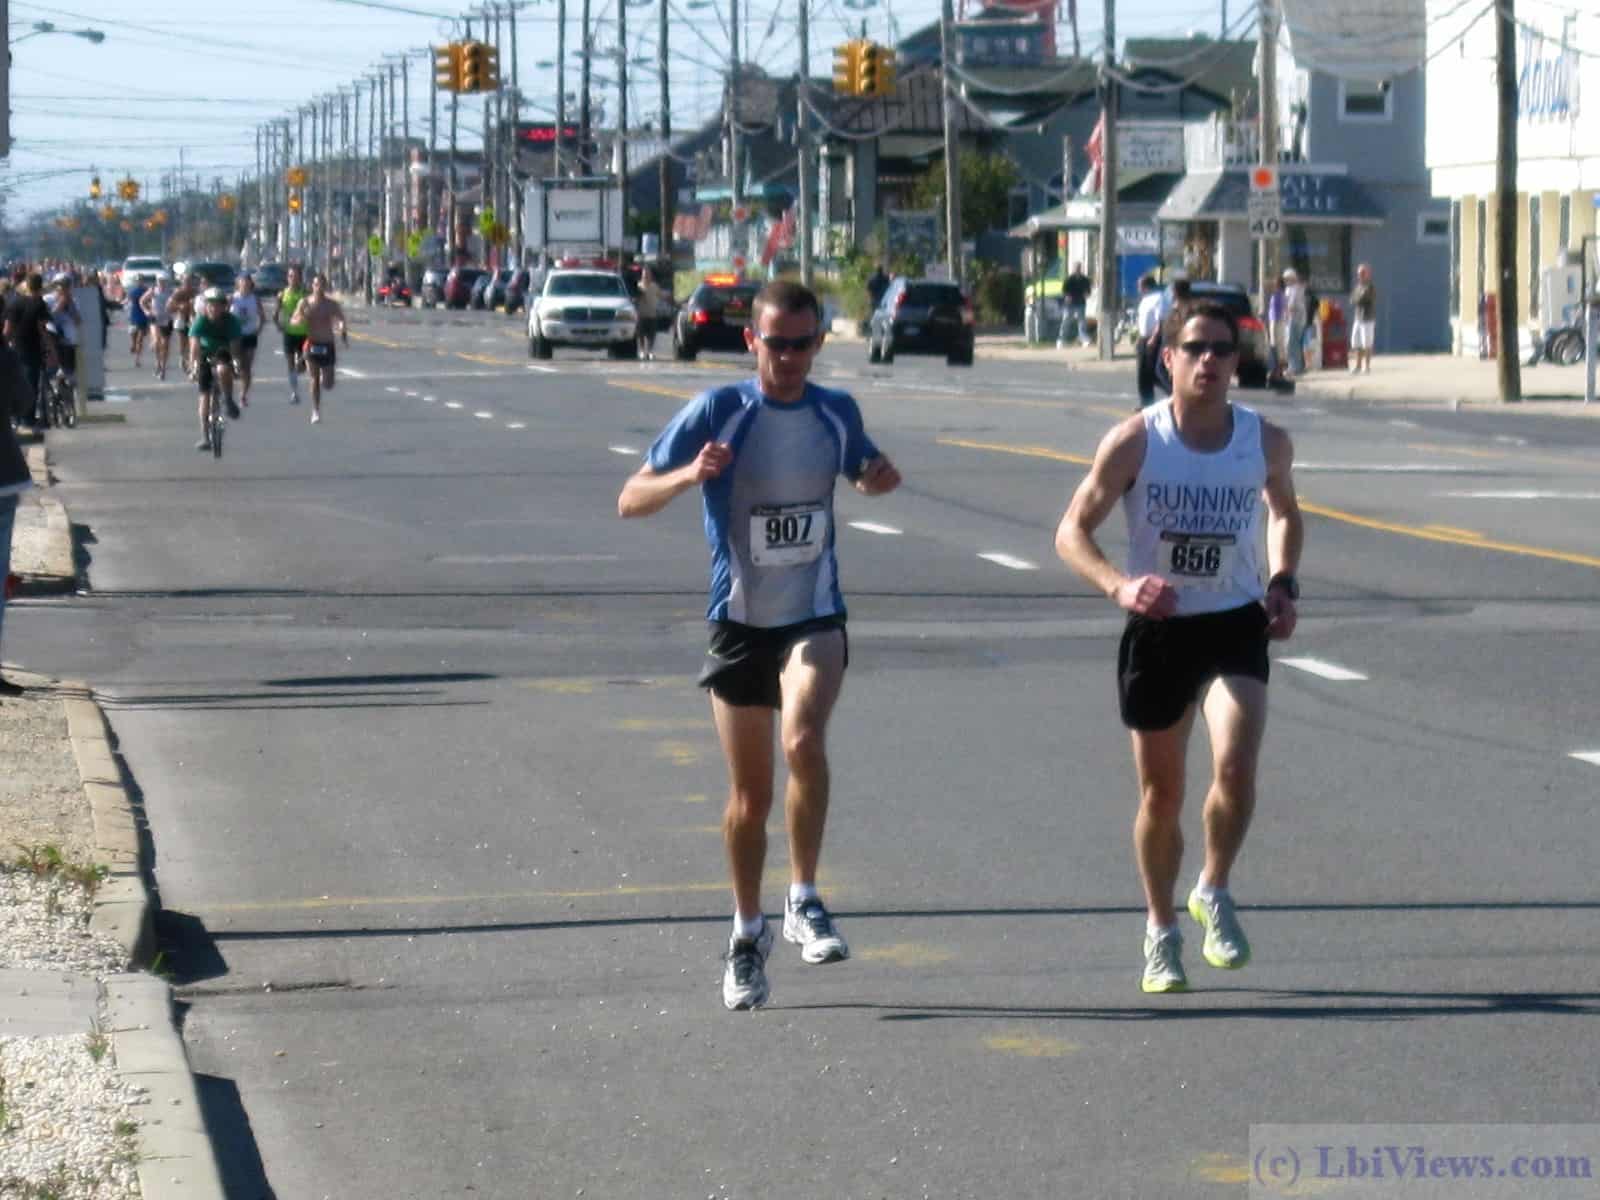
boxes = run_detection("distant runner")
[288,272,347,425]
[273,264,309,405]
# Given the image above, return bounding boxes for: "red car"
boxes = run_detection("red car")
[376,270,413,307]
[444,266,487,309]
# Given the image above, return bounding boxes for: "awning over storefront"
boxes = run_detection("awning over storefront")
[1008,172,1183,236]
[1157,168,1385,225]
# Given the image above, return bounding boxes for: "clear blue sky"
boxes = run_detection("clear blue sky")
[3,0,1234,223]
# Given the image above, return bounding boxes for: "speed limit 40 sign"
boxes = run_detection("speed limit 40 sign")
[1248,165,1282,239]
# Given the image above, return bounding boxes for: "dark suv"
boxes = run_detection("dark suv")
[673,276,759,359]
[867,278,975,365]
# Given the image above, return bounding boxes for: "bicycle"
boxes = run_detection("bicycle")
[45,369,76,429]
[197,352,236,459]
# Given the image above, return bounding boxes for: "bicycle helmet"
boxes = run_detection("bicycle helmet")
[203,286,228,303]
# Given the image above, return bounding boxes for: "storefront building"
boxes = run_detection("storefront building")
[1426,3,1596,353]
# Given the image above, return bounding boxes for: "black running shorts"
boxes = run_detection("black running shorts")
[698,615,848,709]
[1117,602,1269,731]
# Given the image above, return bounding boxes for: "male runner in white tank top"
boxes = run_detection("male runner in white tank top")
[1054,299,1303,994]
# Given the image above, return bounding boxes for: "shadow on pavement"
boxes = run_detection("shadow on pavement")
[190,1067,278,1200]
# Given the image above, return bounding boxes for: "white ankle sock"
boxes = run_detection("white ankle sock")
[1147,921,1179,940]
[733,912,765,940]
[788,882,819,905]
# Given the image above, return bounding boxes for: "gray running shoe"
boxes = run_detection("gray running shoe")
[783,895,850,964]
[1141,927,1189,994]
[1187,887,1252,969]
[722,923,774,1011]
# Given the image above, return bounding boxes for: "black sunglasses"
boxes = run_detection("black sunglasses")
[1176,339,1238,358]
[754,331,819,353]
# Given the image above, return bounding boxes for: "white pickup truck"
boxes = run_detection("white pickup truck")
[526,268,638,360]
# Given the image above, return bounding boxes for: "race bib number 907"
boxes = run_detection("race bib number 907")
[750,502,827,567]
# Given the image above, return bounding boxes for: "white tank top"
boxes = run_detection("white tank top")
[1123,399,1267,616]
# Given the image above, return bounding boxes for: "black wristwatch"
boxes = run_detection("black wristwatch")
[1267,571,1300,600]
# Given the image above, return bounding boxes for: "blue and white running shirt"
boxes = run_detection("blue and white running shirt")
[646,379,882,627]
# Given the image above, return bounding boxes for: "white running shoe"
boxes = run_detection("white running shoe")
[722,923,774,1011]
[782,895,850,964]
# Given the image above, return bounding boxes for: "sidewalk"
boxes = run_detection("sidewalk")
[1,441,225,1200]
[959,331,1600,415]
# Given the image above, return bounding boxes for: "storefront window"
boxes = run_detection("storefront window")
[1283,225,1350,295]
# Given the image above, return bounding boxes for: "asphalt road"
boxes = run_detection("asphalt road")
[13,304,1600,1199]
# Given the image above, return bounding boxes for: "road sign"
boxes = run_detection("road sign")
[1247,165,1281,240]
[368,234,385,257]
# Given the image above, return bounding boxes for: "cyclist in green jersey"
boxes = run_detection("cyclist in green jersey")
[188,288,243,451]
[273,264,309,404]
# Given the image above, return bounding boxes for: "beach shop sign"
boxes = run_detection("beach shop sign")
[1517,24,1579,123]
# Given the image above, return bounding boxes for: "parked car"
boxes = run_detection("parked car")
[121,255,165,286]
[419,266,447,308]
[526,268,638,359]
[444,266,486,309]
[251,262,287,298]
[469,271,495,310]
[502,269,532,315]
[867,277,975,366]
[1162,281,1271,389]
[376,266,413,306]
[189,261,238,293]
[480,269,516,311]
[672,275,758,360]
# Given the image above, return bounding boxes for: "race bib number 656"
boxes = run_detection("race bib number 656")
[751,502,827,567]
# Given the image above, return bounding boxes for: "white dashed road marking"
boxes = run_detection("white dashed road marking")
[1570,751,1600,767]
[527,364,559,374]
[445,401,463,410]
[404,390,419,397]
[849,521,902,535]
[609,444,641,456]
[978,552,1037,571]
[423,395,437,403]
[1278,656,1369,682]
[341,367,368,379]
[1297,463,1485,474]
[474,411,494,419]
[1440,490,1600,501]
[506,422,527,430]
[384,385,400,393]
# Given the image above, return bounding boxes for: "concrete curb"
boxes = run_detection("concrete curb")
[12,443,79,596]
[105,973,229,1200]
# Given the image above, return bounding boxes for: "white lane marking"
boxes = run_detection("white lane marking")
[1279,656,1369,682]
[978,552,1037,571]
[474,411,494,419]
[1493,435,1529,446]
[1297,463,1483,474]
[1388,419,1420,429]
[849,521,902,535]
[422,395,437,403]
[1296,407,1326,415]
[385,385,400,393]
[506,422,527,430]
[609,444,641,456]
[436,553,622,565]
[341,367,368,379]
[404,390,419,398]
[1570,751,1600,767]
[445,401,464,410]
[527,364,559,374]
[1439,490,1600,500]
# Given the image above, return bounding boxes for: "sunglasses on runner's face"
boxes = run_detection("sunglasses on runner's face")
[754,331,819,353]
[1177,339,1238,358]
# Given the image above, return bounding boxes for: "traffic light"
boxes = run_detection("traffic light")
[479,42,500,91]
[88,175,101,199]
[118,177,140,202]
[434,42,464,93]
[459,41,499,93]
[833,41,864,96]
[219,194,236,213]
[287,165,308,188]
[288,191,302,213]
[859,43,895,97]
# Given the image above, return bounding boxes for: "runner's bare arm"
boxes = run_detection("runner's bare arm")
[617,442,732,518]
[1055,417,1177,618]
[1261,420,1302,640]
[853,454,901,496]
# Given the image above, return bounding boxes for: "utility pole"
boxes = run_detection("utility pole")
[429,47,440,249]
[369,75,381,294]
[401,54,412,244]
[1257,0,1278,313]
[797,0,812,285]
[340,91,352,291]
[508,5,523,264]
[557,0,568,179]
[1096,0,1117,359]
[658,0,673,274]
[618,0,629,228]
[939,0,961,282]
[1495,0,1521,402]
[579,0,592,174]
[730,0,742,269]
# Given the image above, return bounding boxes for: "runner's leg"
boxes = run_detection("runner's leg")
[1195,675,1267,891]
[712,698,776,922]
[1129,704,1198,929]
[777,630,846,888]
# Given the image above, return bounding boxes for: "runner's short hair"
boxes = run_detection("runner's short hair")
[1161,299,1240,348]
[752,280,821,329]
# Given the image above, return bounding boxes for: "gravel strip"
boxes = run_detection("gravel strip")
[0,867,142,1200]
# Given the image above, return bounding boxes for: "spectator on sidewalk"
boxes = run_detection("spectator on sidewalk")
[0,346,34,695]
[3,275,57,428]
[1350,263,1377,374]
[636,267,663,361]
[1266,275,1288,380]
[1058,262,1093,348]
[1134,273,1162,407]
[866,263,891,313]
[1283,269,1309,378]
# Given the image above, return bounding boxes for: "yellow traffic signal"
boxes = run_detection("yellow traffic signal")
[434,42,464,93]
[89,175,102,199]
[460,41,493,93]
[118,177,140,202]
[859,43,895,97]
[219,194,237,213]
[833,41,864,95]
[288,191,303,213]
[287,165,308,188]
[479,42,500,91]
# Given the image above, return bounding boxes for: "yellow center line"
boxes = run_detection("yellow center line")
[607,378,698,401]
[197,880,735,913]
[944,436,1600,572]
[455,351,522,366]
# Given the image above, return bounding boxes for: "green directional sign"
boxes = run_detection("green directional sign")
[368,234,385,257]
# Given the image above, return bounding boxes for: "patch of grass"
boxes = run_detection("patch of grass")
[11,843,110,897]
[85,1022,109,1064]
